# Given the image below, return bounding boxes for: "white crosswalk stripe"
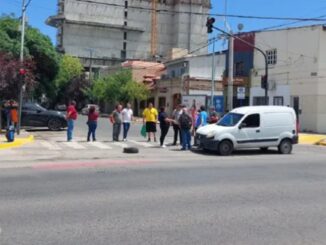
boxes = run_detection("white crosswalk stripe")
[39,140,62,150]
[128,140,155,148]
[112,142,129,148]
[87,141,112,149]
[62,142,86,150]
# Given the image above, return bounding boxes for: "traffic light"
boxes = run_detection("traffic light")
[19,68,27,76]
[206,17,215,33]
[261,75,268,89]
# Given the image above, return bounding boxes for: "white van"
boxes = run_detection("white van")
[196,106,299,155]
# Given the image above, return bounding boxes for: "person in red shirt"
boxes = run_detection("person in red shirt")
[87,105,99,142]
[66,101,77,141]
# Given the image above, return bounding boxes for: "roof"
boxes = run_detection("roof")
[231,106,295,115]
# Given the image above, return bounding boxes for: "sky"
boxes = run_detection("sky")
[1,0,326,51]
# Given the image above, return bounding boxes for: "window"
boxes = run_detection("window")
[158,97,166,108]
[218,113,244,127]
[180,67,185,75]
[124,21,127,26]
[124,32,127,40]
[124,1,128,8]
[121,50,126,60]
[171,70,176,78]
[253,96,269,106]
[273,96,284,106]
[235,61,244,76]
[242,114,260,128]
[266,49,277,65]
[123,42,127,51]
[124,11,128,19]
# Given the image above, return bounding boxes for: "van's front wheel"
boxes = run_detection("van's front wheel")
[278,139,293,154]
[218,140,233,156]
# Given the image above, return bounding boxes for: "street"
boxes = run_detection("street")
[0,116,326,244]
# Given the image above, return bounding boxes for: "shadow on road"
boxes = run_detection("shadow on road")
[190,147,280,156]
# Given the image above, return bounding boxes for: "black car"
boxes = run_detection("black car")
[21,102,67,130]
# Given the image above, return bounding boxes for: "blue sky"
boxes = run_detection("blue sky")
[1,0,326,50]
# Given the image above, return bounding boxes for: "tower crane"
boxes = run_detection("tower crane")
[151,0,158,57]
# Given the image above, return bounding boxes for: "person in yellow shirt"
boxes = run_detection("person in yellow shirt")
[142,102,158,142]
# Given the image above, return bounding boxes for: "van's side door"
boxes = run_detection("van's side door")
[236,113,262,148]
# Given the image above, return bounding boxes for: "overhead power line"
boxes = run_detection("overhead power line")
[76,0,326,22]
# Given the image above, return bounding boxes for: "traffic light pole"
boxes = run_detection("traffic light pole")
[212,26,269,105]
[17,0,27,135]
[210,37,216,107]
[227,34,234,111]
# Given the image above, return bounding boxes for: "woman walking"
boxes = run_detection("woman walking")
[87,105,99,142]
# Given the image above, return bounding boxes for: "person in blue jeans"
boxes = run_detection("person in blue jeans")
[87,105,99,141]
[66,101,77,141]
[178,107,192,150]
[121,103,133,141]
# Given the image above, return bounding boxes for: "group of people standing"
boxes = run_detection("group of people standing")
[143,103,218,151]
[65,101,218,151]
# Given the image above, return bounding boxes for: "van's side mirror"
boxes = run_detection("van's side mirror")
[239,123,247,129]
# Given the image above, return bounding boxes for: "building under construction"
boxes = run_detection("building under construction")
[47,0,211,70]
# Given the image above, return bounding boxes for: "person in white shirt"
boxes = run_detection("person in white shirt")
[121,103,133,141]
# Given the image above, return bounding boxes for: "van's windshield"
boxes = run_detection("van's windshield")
[217,113,244,127]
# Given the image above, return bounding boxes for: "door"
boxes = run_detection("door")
[22,104,47,127]
[236,113,262,148]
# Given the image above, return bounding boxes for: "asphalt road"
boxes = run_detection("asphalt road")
[1,116,326,244]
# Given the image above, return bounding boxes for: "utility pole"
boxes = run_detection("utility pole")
[89,49,93,81]
[17,0,27,135]
[210,37,216,107]
[227,34,234,111]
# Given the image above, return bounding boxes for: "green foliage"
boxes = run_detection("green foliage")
[0,15,60,100]
[55,55,84,88]
[91,69,149,104]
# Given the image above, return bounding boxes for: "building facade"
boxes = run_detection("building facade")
[154,52,226,114]
[250,25,326,133]
[47,0,210,70]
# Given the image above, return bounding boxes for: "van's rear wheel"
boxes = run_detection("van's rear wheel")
[278,139,293,154]
[218,140,233,156]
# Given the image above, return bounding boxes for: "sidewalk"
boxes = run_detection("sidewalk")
[0,130,34,150]
[299,133,326,146]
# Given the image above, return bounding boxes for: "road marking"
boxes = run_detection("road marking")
[62,142,86,150]
[39,140,61,150]
[112,142,129,148]
[128,140,154,148]
[87,142,112,149]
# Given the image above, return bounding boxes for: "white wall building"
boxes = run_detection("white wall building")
[250,25,326,133]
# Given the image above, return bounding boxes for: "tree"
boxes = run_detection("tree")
[54,54,88,105]
[0,15,60,100]
[90,69,150,104]
[55,55,84,88]
[0,52,36,99]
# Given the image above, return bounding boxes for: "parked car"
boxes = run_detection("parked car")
[196,106,299,155]
[55,104,67,111]
[21,102,67,131]
[81,104,100,115]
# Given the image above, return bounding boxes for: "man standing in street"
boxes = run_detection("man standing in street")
[121,103,133,141]
[142,102,158,142]
[179,107,192,150]
[111,104,122,141]
[66,101,77,142]
[171,104,182,145]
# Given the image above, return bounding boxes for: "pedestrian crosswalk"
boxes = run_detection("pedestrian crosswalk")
[31,138,169,151]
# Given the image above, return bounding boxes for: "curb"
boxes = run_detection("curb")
[0,135,34,150]
[298,134,326,146]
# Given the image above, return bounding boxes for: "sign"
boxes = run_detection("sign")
[237,87,246,100]
[214,96,224,113]
[182,95,206,110]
